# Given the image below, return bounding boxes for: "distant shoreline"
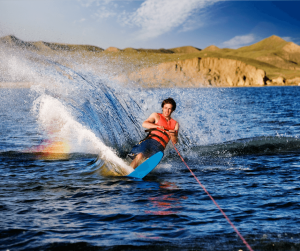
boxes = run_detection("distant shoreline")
[1,82,299,89]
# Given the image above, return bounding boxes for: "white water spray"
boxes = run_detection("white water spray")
[32,94,133,174]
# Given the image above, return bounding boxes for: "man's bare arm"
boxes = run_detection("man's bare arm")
[168,122,179,144]
[142,113,162,129]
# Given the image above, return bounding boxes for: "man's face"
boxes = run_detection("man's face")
[162,103,173,117]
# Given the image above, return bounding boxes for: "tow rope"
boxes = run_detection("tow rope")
[169,138,253,251]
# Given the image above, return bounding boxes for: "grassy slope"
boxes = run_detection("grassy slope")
[97,36,300,80]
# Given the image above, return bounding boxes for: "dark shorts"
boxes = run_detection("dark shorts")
[127,138,164,160]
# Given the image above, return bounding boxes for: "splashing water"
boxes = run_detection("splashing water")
[1,41,300,174]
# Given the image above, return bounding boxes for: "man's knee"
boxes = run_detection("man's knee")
[130,153,145,169]
[136,153,144,160]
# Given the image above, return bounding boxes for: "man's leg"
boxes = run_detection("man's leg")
[130,153,145,169]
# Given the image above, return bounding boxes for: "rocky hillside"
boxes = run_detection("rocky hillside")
[125,57,266,87]
[123,35,300,87]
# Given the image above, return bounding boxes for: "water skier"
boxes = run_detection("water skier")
[128,98,179,169]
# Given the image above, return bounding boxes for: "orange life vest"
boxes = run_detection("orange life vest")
[149,113,177,148]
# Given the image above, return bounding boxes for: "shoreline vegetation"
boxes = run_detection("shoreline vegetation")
[0,35,300,88]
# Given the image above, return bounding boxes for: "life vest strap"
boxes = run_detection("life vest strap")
[147,135,168,147]
[142,129,170,147]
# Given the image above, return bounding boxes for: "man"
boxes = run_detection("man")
[128,98,179,169]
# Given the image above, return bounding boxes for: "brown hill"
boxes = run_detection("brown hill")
[230,35,300,70]
[31,41,53,51]
[202,45,220,52]
[119,47,174,54]
[136,48,174,54]
[120,35,300,86]
[170,46,201,53]
[41,42,103,52]
[108,47,201,54]
[0,35,38,50]
[0,35,104,52]
[105,47,121,52]
[123,47,138,53]
[237,35,287,51]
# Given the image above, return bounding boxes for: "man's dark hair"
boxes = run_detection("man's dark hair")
[161,97,176,111]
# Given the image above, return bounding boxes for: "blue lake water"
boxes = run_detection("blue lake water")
[0,48,300,251]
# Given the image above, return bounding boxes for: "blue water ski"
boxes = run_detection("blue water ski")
[127,151,163,179]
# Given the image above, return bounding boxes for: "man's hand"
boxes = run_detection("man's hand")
[168,130,178,144]
[168,129,177,135]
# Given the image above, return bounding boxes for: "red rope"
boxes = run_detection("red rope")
[170,140,254,251]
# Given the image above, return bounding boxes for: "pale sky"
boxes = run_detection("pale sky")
[0,0,299,49]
